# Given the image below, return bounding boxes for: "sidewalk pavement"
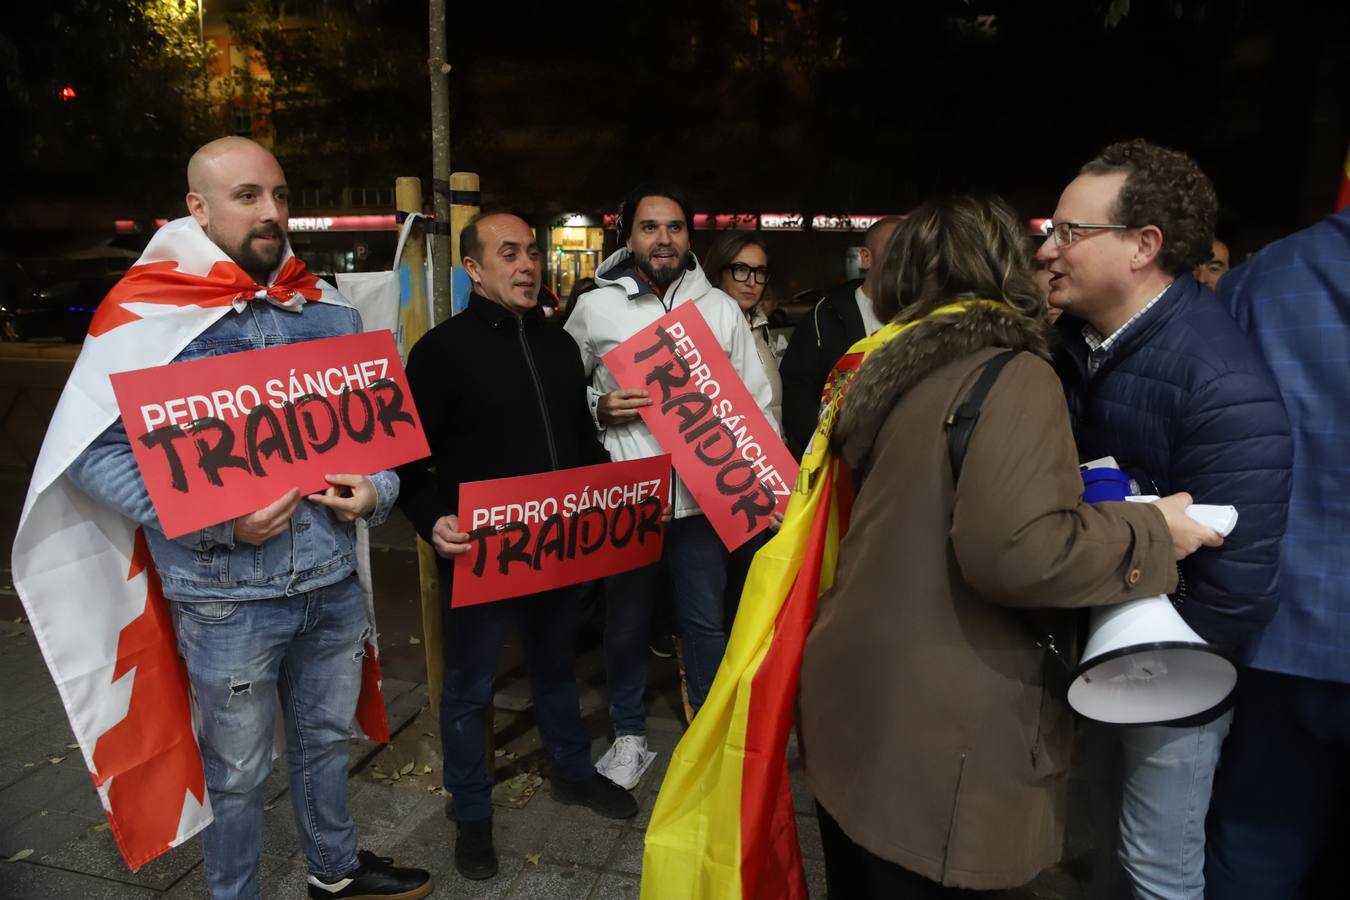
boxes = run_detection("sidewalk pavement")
[0,597,1099,900]
[0,468,1094,899]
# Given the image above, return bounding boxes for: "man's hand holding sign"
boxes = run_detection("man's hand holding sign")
[603,303,798,551]
[451,457,671,607]
[109,329,429,538]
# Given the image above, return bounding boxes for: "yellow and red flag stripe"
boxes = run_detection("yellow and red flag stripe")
[641,301,993,900]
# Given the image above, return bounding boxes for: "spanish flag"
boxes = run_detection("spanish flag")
[641,302,990,899]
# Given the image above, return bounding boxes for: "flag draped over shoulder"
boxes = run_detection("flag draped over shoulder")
[11,217,389,870]
[640,301,994,900]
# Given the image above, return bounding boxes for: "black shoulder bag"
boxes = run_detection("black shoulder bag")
[945,349,1074,696]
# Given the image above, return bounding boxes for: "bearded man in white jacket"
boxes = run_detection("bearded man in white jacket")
[565,181,777,788]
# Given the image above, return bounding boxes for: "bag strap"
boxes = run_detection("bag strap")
[942,349,1072,678]
[945,349,1018,482]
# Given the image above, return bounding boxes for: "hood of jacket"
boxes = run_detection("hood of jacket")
[594,247,715,305]
[835,301,1052,466]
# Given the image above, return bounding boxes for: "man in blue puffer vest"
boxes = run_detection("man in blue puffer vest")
[1038,139,1293,900]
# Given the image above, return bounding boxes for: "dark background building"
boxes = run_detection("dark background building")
[2,0,1347,295]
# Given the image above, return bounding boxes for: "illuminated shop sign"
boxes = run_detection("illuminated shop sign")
[811,214,884,232]
[759,213,805,231]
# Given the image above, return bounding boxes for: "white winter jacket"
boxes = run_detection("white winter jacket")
[564,248,778,519]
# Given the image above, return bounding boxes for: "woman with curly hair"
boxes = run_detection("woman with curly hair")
[796,195,1222,898]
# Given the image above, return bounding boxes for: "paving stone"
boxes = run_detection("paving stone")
[346,779,446,834]
[505,860,597,900]
[36,821,201,890]
[0,754,91,812]
[490,806,554,856]
[0,807,94,858]
[608,829,644,876]
[591,872,642,900]
[365,827,526,899]
[539,820,621,869]
[0,861,158,899]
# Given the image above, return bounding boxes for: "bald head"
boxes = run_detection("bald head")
[863,216,902,265]
[187,136,281,197]
[185,137,290,284]
[860,216,902,299]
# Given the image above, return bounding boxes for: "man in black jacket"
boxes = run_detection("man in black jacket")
[778,216,900,455]
[397,213,637,882]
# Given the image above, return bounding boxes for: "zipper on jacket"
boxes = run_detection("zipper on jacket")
[518,317,560,470]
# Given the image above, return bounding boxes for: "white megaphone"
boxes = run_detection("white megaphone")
[1067,487,1240,726]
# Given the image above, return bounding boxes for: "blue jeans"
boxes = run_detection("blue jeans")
[1206,670,1350,900]
[605,515,729,736]
[440,586,593,823]
[171,576,369,900]
[1116,710,1233,900]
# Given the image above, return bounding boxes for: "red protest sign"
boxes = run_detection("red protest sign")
[453,456,670,607]
[110,330,430,539]
[603,304,798,550]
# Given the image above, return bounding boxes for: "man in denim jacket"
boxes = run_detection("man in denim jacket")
[64,138,431,900]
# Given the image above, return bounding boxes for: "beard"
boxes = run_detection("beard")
[635,245,689,288]
[220,224,287,283]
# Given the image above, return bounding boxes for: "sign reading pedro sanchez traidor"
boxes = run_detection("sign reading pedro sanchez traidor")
[452,456,670,607]
[109,330,430,539]
[603,304,797,551]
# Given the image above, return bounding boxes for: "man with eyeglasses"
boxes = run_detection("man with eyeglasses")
[779,216,901,457]
[564,181,776,790]
[1039,139,1292,900]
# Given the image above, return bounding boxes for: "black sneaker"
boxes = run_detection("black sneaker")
[649,633,675,658]
[454,818,498,881]
[306,849,432,899]
[551,772,639,819]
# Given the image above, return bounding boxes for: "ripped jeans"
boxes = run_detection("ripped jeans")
[171,575,369,900]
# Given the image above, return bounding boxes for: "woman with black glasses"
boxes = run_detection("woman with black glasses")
[702,232,781,427]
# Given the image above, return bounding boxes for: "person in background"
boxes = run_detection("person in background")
[798,194,1221,898]
[1193,238,1231,290]
[779,216,901,456]
[1205,204,1350,900]
[700,231,783,622]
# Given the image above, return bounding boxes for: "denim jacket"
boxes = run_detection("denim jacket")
[66,301,398,602]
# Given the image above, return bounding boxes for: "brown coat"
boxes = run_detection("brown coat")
[797,304,1177,890]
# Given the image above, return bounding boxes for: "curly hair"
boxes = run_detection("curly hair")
[873,195,1045,326]
[1080,138,1217,276]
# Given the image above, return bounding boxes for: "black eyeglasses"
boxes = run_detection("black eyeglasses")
[726,263,770,284]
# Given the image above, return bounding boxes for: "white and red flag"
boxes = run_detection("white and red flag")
[11,217,390,870]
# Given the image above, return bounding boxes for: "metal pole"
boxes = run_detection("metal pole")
[428,0,452,325]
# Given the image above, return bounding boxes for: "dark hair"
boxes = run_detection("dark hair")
[617,181,693,244]
[700,232,770,287]
[459,212,487,263]
[873,195,1044,326]
[557,276,596,328]
[1079,138,1217,276]
[459,210,530,265]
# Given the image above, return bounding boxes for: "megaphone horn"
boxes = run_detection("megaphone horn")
[1067,594,1237,726]
[1066,493,1240,726]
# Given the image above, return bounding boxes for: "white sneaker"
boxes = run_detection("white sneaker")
[595,735,651,790]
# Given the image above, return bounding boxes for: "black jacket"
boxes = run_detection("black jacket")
[778,279,865,455]
[396,293,608,570]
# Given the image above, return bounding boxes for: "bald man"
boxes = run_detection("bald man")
[396,212,637,881]
[64,137,432,900]
[779,215,901,455]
